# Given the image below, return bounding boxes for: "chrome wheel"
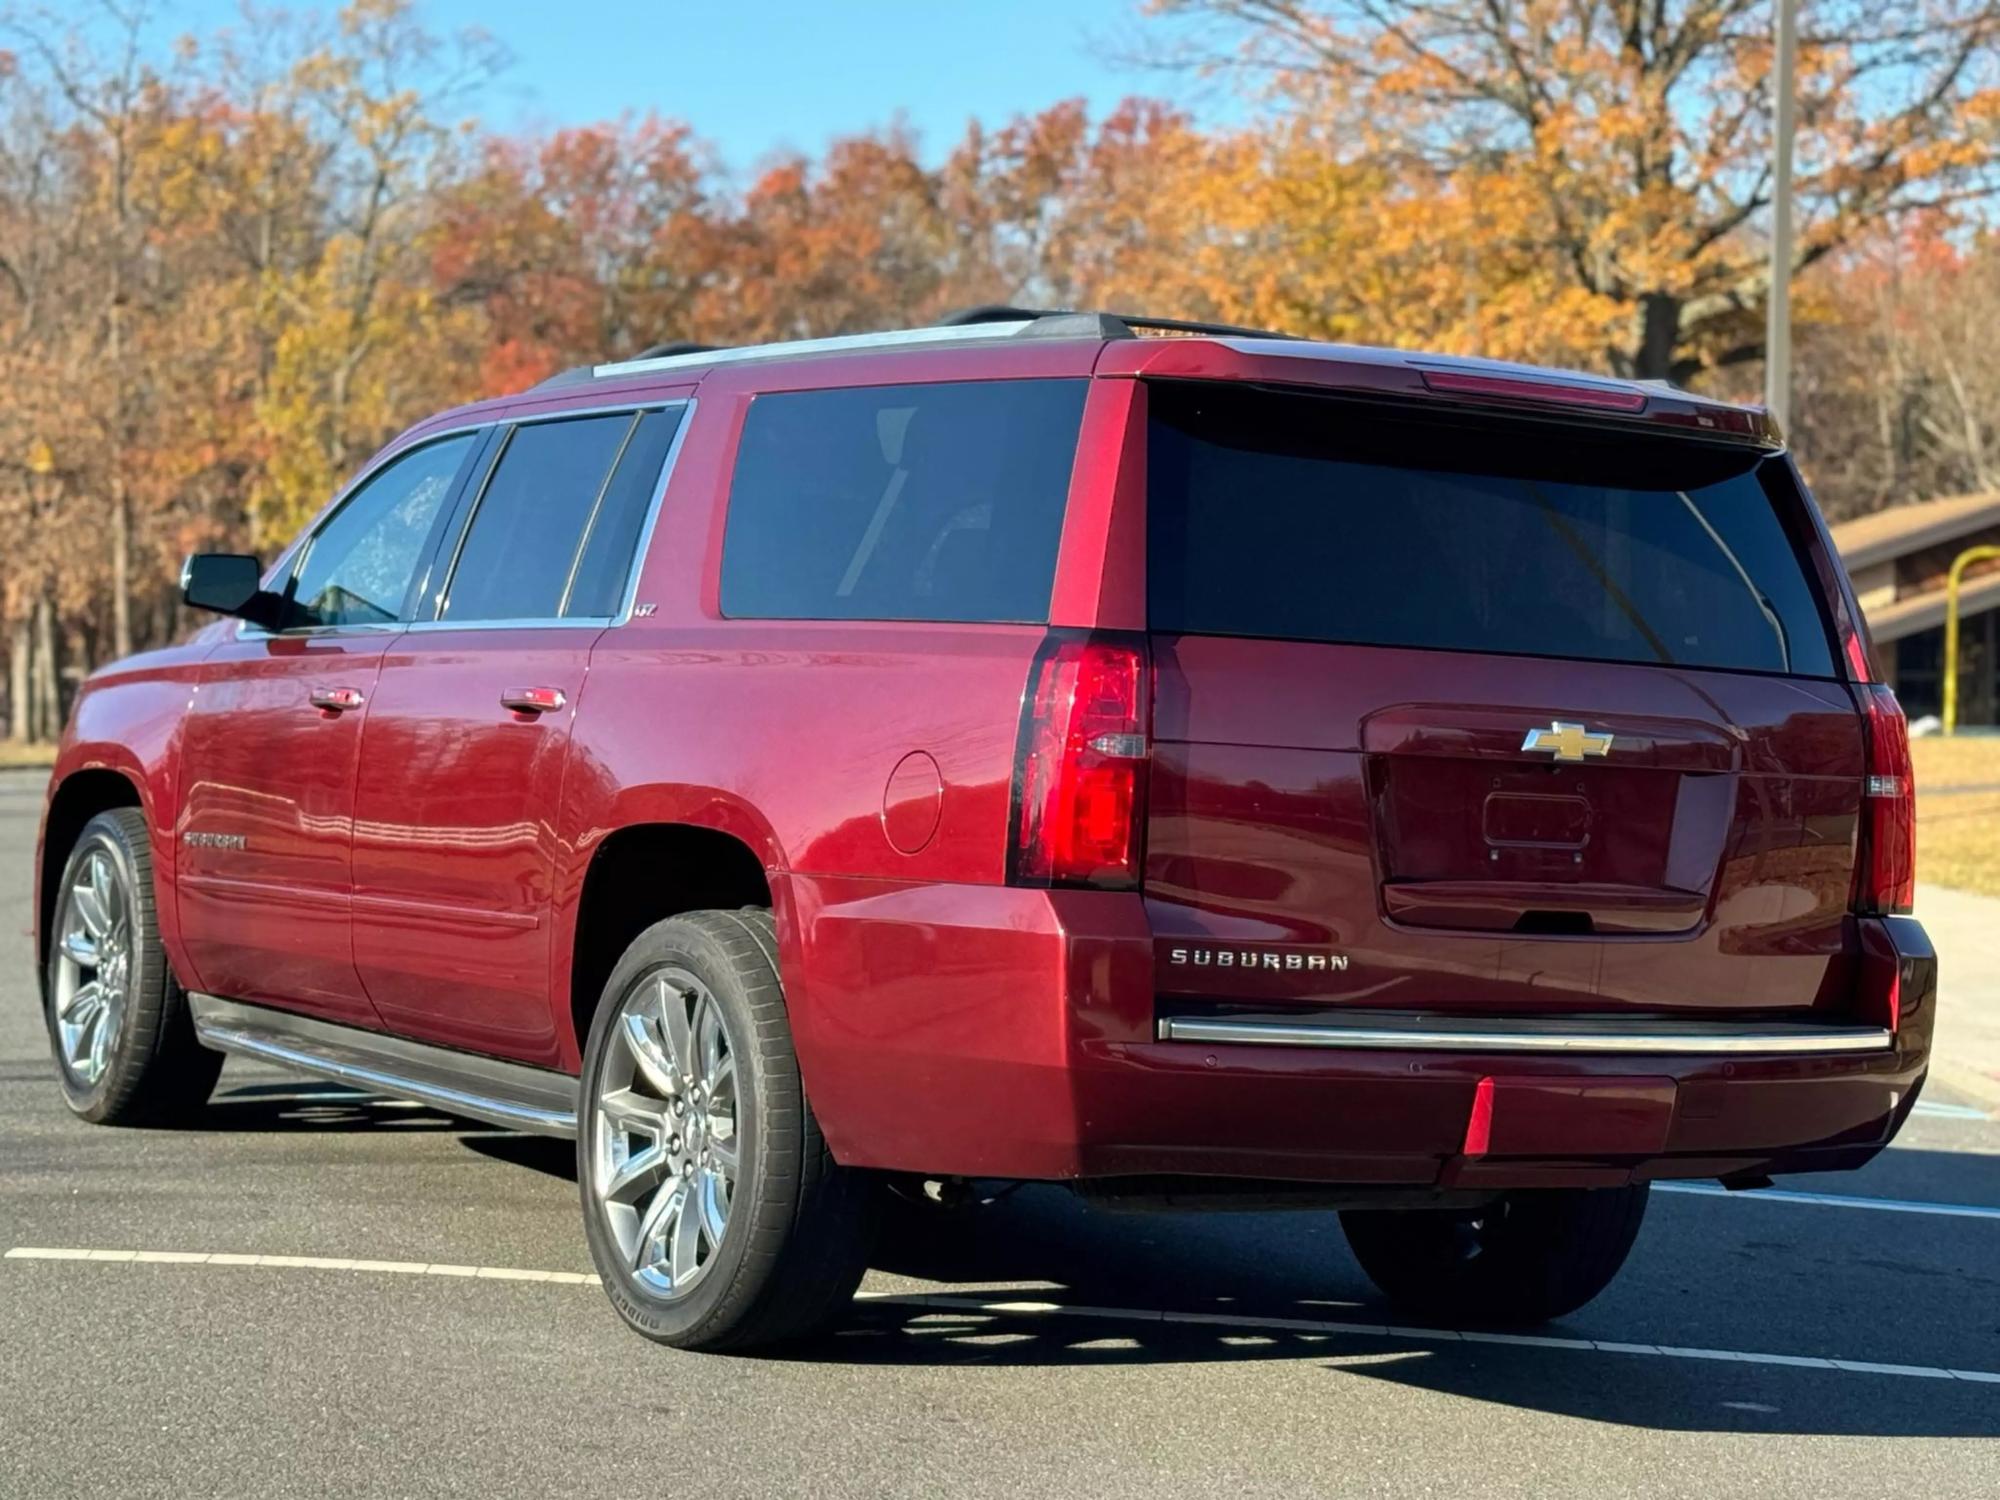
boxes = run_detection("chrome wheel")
[52,842,132,1087]
[592,966,740,1299]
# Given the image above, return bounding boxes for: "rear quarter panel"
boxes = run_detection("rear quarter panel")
[551,348,1113,1078]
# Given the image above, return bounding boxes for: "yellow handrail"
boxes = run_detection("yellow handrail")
[1943,543,2000,734]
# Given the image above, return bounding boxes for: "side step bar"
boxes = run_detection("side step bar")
[1156,1011,1894,1056]
[189,994,579,1137]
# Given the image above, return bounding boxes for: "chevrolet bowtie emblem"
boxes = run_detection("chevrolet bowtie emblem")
[1521,721,1613,762]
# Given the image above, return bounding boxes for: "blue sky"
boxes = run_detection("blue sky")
[160,1,1227,170]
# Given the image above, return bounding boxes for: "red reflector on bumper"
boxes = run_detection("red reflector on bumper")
[1461,1077,1677,1159]
[1462,1077,1496,1157]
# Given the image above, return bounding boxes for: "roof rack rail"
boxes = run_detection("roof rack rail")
[936,305,1045,326]
[533,338,721,389]
[941,305,1301,342]
[634,340,716,360]
[559,306,1304,387]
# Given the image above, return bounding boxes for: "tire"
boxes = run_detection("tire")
[1339,1185,1650,1325]
[576,909,877,1351]
[44,807,223,1126]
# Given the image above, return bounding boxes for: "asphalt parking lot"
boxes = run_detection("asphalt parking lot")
[1,767,1996,1498]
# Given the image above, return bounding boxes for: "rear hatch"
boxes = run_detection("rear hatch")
[1142,379,1866,1020]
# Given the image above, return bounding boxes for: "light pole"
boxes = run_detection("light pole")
[1765,0,1799,431]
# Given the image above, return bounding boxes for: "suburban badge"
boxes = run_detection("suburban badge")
[1167,946,1349,973]
[182,830,247,851]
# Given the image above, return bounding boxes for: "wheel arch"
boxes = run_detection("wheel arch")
[562,818,779,1068]
[37,767,148,982]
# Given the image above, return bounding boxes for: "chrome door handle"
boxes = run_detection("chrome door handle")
[501,686,566,715]
[309,686,366,714]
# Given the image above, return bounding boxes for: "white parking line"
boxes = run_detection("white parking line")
[854,1293,2000,1385]
[2,1247,600,1284]
[1912,1100,1991,1121]
[11,1247,1997,1385]
[1655,1183,2000,1222]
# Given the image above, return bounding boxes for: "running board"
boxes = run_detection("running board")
[188,994,579,1137]
[1155,1011,1895,1056]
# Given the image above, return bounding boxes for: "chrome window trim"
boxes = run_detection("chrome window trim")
[235,620,406,642]
[1155,1016,1896,1056]
[240,397,693,641]
[403,616,612,634]
[612,397,695,625]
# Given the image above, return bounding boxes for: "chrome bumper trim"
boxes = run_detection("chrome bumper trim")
[1155,1016,1896,1056]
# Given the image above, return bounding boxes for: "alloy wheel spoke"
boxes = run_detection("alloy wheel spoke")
[71,866,110,941]
[619,1007,680,1099]
[599,1087,669,1140]
[657,979,694,1081]
[696,1166,730,1243]
[60,929,98,969]
[60,980,102,1024]
[602,1140,671,1204]
[85,1001,114,1078]
[670,1182,704,1281]
[94,854,124,935]
[632,1181,684,1273]
[693,998,725,1088]
[707,1052,736,1110]
[706,1128,738,1180]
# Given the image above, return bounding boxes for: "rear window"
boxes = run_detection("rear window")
[1147,383,1836,678]
[721,379,1086,623]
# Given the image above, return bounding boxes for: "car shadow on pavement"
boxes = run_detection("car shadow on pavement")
[197,1081,468,1134]
[816,1305,2000,1438]
[457,1130,577,1177]
[787,1176,2000,1439]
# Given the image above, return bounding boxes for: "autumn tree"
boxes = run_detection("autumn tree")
[1744,228,2000,518]
[230,0,501,536]
[0,0,179,663]
[434,118,726,386]
[1146,1,2000,380]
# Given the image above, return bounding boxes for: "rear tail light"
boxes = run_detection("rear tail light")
[1855,684,1915,916]
[1009,633,1151,888]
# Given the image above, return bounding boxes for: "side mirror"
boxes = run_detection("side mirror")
[181,553,285,628]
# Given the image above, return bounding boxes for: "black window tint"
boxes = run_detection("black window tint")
[564,408,682,618]
[1147,383,1836,678]
[441,414,632,623]
[290,434,475,628]
[721,379,1085,623]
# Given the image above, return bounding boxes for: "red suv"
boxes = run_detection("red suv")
[34,308,1934,1350]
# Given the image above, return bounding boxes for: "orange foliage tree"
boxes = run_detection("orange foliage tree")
[1147,1,2000,379]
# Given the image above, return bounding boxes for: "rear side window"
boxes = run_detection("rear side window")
[1147,383,1836,678]
[441,414,633,623]
[721,379,1086,623]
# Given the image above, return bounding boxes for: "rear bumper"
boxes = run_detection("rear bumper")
[785,874,1934,1189]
